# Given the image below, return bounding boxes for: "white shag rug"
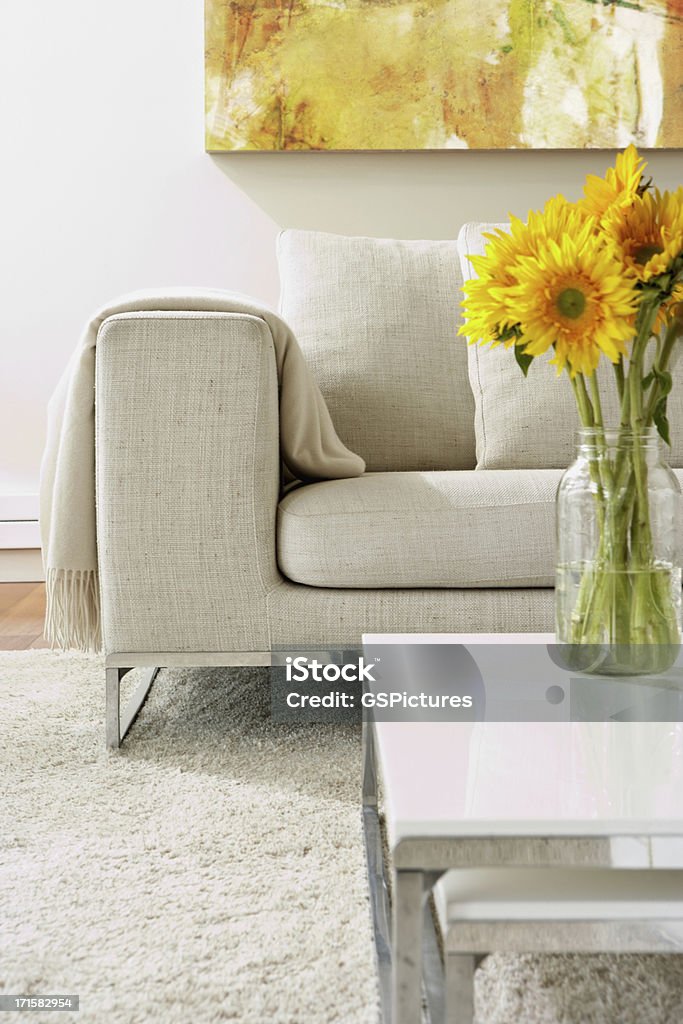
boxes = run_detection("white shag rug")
[2,652,683,1023]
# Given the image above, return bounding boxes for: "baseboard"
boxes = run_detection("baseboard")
[0,549,45,583]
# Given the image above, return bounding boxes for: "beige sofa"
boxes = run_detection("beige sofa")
[97,227,683,744]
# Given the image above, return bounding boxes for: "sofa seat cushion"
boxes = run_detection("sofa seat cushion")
[277,470,564,589]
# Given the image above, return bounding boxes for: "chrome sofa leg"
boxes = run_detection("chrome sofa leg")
[106,666,159,749]
[105,668,120,749]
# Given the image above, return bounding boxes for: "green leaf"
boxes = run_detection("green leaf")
[639,286,662,304]
[498,324,521,344]
[654,397,671,446]
[658,369,673,399]
[644,366,672,395]
[514,346,534,377]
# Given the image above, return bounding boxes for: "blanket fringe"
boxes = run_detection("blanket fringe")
[45,568,102,652]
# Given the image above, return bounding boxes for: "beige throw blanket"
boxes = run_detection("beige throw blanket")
[40,289,365,651]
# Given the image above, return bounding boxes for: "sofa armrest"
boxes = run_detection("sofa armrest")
[95,311,281,655]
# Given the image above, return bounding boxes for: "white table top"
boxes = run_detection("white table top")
[363,634,683,845]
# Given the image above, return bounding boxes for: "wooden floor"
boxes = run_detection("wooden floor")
[0,583,48,650]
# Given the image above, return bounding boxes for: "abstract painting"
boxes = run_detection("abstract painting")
[205,1,683,151]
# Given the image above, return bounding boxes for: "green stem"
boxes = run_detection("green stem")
[571,374,595,429]
[571,374,605,533]
[614,358,625,406]
[588,371,616,495]
[627,299,662,640]
[564,295,681,661]
[644,315,683,423]
[588,373,604,430]
[612,301,660,510]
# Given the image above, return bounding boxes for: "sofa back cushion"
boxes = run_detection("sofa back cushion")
[278,229,476,472]
[458,222,683,469]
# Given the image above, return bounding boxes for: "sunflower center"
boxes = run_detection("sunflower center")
[634,243,664,265]
[556,287,586,320]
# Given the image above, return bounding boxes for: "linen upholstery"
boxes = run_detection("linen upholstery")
[278,229,476,473]
[458,222,683,469]
[268,584,554,648]
[96,313,282,654]
[95,318,557,650]
[95,314,558,655]
[278,470,563,588]
[96,307,558,645]
[42,289,364,652]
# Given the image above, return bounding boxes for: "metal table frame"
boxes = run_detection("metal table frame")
[362,716,448,1024]
[361,715,662,1024]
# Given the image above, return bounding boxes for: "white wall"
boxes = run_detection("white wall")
[1,0,682,503]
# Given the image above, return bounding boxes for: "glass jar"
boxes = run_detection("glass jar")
[556,427,681,675]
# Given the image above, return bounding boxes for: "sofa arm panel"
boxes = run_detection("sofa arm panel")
[95,311,281,654]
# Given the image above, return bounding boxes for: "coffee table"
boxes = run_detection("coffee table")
[361,633,683,1024]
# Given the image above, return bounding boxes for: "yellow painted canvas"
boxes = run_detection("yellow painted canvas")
[205,1,683,150]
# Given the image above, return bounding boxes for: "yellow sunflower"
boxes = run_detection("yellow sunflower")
[459,196,584,346]
[660,288,683,334]
[508,217,636,377]
[529,193,592,237]
[580,144,646,222]
[459,215,536,344]
[603,187,683,283]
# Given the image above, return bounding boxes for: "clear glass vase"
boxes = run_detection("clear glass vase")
[556,427,682,675]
